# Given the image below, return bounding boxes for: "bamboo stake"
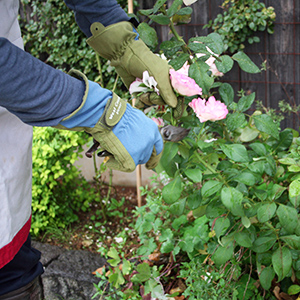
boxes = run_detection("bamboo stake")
[128,0,142,208]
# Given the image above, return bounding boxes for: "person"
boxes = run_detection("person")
[0,0,177,298]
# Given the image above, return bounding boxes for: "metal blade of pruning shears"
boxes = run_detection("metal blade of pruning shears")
[85,125,190,158]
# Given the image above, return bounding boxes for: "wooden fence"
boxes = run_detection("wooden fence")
[137,0,300,129]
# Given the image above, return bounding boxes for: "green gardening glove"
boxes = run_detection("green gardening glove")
[86,21,177,108]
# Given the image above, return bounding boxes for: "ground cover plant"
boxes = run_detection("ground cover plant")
[92,0,300,299]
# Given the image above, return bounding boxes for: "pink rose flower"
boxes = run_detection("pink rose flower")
[151,117,165,127]
[189,96,228,123]
[169,69,202,97]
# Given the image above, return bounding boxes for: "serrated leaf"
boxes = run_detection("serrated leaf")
[215,55,233,74]
[234,172,256,186]
[257,202,277,223]
[169,53,190,70]
[138,23,158,49]
[253,114,279,139]
[189,60,214,95]
[220,144,249,163]
[232,51,260,73]
[249,143,267,156]
[205,32,224,55]
[237,93,256,112]
[176,7,193,15]
[149,14,171,25]
[272,129,293,152]
[160,240,174,253]
[187,190,202,209]
[225,112,246,131]
[153,0,168,14]
[167,0,183,17]
[162,176,183,204]
[122,259,132,275]
[272,247,292,281]
[240,126,259,142]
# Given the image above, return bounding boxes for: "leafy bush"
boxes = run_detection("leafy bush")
[94,0,300,298]
[204,0,276,53]
[31,128,94,235]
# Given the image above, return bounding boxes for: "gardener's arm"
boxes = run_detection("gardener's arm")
[0,37,163,171]
[63,0,130,37]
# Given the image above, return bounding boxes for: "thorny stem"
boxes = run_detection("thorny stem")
[160,7,193,65]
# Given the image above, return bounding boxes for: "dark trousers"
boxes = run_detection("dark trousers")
[0,234,44,296]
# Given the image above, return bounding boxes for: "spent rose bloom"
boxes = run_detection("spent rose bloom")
[129,71,159,95]
[152,117,165,127]
[169,69,202,97]
[189,96,228,123]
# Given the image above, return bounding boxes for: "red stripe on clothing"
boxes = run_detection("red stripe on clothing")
[0,216,31,269]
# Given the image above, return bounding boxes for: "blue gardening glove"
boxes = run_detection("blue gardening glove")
[56,70,163,172]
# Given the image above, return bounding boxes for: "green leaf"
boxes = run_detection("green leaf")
[166,0,183,17]
[257,202,277,223]
[153,0,168,14]
[184,168,202,183]
[189,60,214,95]
[237,93,256,112]
[288,285,300,295]
[138,9,154,16]
[169,198,186,215]
[109,268,125,288]
[212,244,234,265]
[149,14,170,25]
[253,114,279,139]
[249,143,267,156]
[160,39,185,52]
[221,187,244,217]
[220,144,250,163]
[214,217,230,238]
[187,190,202,209]
[277,204,298,234]
[272,129,293,152]
[272,247,292,281]
[160,240,174,253]
[232,51,260,73]
[169,53,190,70]
[135,262,151,282]
[219,83,234,106]
[240,126,260,142]
[225,112,246,131]
[235,231,253,247]
[138,23,158,49]
[122,259,132,275]
[280,235,300,250]
[205,32,224,55]
[241,216,251,228]
[289,180,300,207]
[162,176,183,204]
[201,180,223,198]
[176,7,193,15]
[252,236,276,253]
[259,266,275,290]
[107,247,121,267]
[234,172,256,186]
[215,55,234,73]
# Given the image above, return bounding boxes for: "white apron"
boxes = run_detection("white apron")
[0,0,33,268]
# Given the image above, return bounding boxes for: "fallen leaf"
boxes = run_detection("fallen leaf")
[148,252,161,261]
[273,286,282,300]
[175,296,185,300]
[92,266,105,275]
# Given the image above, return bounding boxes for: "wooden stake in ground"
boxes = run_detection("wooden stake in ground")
[128,0,142,208]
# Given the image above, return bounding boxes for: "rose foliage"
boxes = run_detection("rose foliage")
[94,0,300,299]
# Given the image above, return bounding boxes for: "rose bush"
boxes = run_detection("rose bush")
[94,0,300,299]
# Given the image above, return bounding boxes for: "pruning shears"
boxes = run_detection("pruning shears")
[85,125,190,158]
